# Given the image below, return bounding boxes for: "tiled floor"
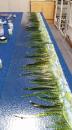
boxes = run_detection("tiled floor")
[48,23,72,74]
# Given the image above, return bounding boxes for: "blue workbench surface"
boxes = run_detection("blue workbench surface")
[0,13,22,93]
[0,13,45,130]
[0,13,72,130]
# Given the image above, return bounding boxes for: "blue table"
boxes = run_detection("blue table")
[0,13,72,130]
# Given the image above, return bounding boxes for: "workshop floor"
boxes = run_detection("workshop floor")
[48,23,72,74]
